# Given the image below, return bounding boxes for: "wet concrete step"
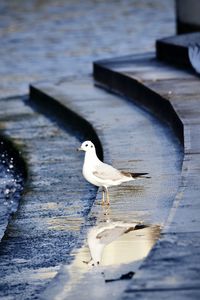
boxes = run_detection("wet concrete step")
[156,32,200,68]
[93,54,200,299]
[0,95,97,299]
[30,75,182,299]
[30,76,182,225]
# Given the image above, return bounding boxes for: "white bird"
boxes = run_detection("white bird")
[188,43,200,74]
[84,221,148,266]
[78,141,150,205]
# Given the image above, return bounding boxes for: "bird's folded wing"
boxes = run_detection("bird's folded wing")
[93,163,124,181]
[96,226,135,244]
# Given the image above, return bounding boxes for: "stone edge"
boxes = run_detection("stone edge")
[93,56,184,147]
[29,85,104,161]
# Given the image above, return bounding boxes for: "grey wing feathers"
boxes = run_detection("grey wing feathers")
[93,163,123,181]
[92,163,150,180]
[96,226,135,244]
[130,172,150,178]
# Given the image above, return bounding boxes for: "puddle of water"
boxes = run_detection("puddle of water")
[74,222,160,267]
[98,225,160,266]
[45,221,160,299]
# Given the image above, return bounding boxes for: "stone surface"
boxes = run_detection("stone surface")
[0,95,97,299]
[0,1,188,298]
[93,53,200,298]
[123,232,200,299]
[0,74,182,298]
[31,77,182,224]
[30,76,182,299]
[156,32,200,68]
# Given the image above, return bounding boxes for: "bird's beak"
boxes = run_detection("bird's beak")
[77,147,83,151]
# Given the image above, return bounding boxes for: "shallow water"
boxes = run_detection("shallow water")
[0,138,24,241]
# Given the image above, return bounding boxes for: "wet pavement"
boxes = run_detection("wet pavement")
[0,74,182,299]
[0,1,183,299]
[0,0,175,97]
[31,77,182,299]
[0,95,97,299]
[93,53,200,298]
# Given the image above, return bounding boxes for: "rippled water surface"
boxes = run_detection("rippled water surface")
[0,0,175,97]
[0,138,24,241]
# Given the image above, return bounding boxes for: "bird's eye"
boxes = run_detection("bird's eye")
[85,144,88,147]
[91,145,93,148]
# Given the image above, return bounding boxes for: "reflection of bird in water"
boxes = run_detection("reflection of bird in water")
[188,44,200,74]
[84,221,148,266]
[78,141,150,205]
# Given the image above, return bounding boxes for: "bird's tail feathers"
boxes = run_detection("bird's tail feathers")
[134,224,149,230]
[130,172,151,179]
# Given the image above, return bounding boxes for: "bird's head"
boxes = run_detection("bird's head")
[77,140,95,152]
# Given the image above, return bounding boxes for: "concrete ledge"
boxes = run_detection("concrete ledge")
[93,54,200,298]
[93,54,184,145]
[30,84,103,161]
[156,32,200,68]
[30,75,182,299]
[0,94,99,299]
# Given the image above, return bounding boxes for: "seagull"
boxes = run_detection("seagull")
[77,141,150,205]
[188,43,200,74]
[84,221,148,266]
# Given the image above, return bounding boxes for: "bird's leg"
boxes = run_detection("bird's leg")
[103,204,110,216]
[107,191,110,205]
[102,188,105,206]
[105,187,110,205]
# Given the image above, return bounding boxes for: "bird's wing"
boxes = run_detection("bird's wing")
[92,162,127,181]
[189,44,200,73]
[96,226,135,244]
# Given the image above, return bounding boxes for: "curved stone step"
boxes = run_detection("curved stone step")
[0,95,98,299]
[93,54,200,298]
[30,75,182,299]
